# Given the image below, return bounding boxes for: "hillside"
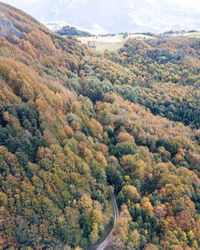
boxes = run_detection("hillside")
[1,2,200,250]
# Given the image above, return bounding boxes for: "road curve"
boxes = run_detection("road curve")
[96,193,119,250]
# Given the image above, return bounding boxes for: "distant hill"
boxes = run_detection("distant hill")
[3,0,200,34]
[56,25,92,36]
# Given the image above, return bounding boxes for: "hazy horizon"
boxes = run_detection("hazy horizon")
[1,0,200,34]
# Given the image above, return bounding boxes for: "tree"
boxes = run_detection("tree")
[114,142,136,158]
[118,185,140,205]
[0,192,8,207]
[98,108,112,126]
[120,154,144,177]
[141,197,153,213]
[78,194,93,214]
[117,131,134,142]
[154,204,167,218]
[89,223,99,244]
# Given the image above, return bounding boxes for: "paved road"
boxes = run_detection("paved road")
[96,194,119,250]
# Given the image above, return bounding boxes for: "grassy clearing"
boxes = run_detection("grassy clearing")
[94,42,124,52]
[77,33,157,52]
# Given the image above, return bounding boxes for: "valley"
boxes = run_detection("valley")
[0,2,200,250]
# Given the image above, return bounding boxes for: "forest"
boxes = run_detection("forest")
[0,2,200,249]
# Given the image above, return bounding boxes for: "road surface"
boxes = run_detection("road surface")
[96,194,119,250]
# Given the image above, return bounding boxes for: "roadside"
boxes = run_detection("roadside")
[96,194,119,250]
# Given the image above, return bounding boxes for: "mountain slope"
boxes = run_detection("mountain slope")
[1,2,200,250]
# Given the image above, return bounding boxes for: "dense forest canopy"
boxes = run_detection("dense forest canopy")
[0,2,200,249]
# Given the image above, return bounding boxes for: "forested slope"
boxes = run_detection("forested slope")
[0,2,200,249]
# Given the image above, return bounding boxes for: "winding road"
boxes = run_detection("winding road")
[96,193,119,250]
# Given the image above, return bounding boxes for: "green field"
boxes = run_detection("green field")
[78,33,157,52]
